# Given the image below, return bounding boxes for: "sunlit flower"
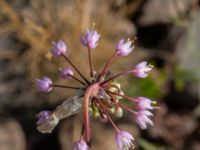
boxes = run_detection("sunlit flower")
[71,139,89,150]
[116,39,134,56]
[135,110,154,129]
[115,130,134,150]
[81,29,100,49]
[60,67,74,79]
[36,77,52,93]
[51,40,67,56]
[136,97,154,110]
[131,61,152,78]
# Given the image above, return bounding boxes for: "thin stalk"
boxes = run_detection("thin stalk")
[51,84,84,90]
[106,90,136,102]
[98,52,118,81]
[100,70,128,85]
[88,46,94,78]
[69,75,86,86]
[97,100,120,132]
[118,103,136,114]
[62,54,90,84]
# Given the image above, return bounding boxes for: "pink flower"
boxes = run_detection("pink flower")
[71,139,89,150]
[60,67,74,79]
[81,29,100,49]
[51,40,67,56]
[36,110,59,133]
[116,39,134,56]
[36,77,53,93]
[131,61,152,78]
[115,130,134,150]
[135,110,154,129]
[37,111,52,125]
[136,97,154,110]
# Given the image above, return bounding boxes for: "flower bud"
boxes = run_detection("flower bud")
[115,107,123,118]
[36,77,53,93]
[60,67,73,79]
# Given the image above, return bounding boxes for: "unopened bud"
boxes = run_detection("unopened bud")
[100,114,108,123]
[115,107,123,118]
[93,110,100,118]
[110,108,115,114]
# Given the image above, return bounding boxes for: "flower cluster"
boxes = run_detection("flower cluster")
[35,28,156,150]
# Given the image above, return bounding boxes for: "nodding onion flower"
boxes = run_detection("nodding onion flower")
[35,28,157,149]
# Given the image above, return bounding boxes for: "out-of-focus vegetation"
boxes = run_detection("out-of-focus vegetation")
[0,0,200,150]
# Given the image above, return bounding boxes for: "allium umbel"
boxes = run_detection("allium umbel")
[35,28,157,149]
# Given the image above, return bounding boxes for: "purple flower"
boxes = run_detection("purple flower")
[60,67,74,79]
[37,110,52,125]
[131,61,152,78]
[36,77,53,93]
[136,97,154,110]
[36,110,59,133]
[116,39,134,56]
[51,40,67,56]
[81,29,100,49]
[135,110,154,129]
[115,130,134,150]
[71,139,89,150]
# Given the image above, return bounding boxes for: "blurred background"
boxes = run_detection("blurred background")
[0,0,200,149]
